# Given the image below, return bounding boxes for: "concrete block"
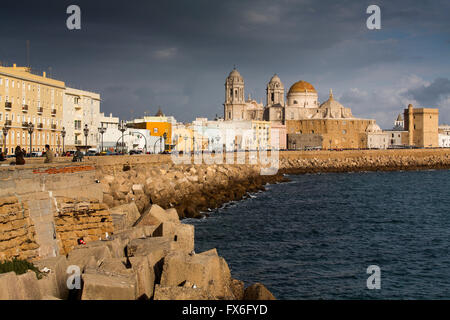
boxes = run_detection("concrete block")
[81,273,136,300]
[153,285,214,300]
[34,255,69,299]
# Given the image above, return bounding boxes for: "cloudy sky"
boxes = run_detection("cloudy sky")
[1,0,450,128]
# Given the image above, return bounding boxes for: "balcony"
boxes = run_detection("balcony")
[51,124,57,130]
[51,109,57,116]
[22,105,28,113]
[37,123,43,130]
[37,107,43,114]
[22,122,29,128]
[74,104,81,110]
[5,120,12,127]
[5,102,12,110]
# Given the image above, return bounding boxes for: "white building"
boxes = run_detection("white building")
[188,118,271,152]
[439,125,450,148]
[99,113,120,151]
[63,87,101,151]
[99,113,165,153]
[366,123,389,149]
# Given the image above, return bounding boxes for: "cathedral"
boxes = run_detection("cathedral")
[223,68,354,124]
[223,68,379,150]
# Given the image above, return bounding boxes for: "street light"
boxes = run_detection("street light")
[61,127,66,155]
[98,125,106,153]
[163,132,168,153]
[27,122,34,156]
[118,120,127,154]
[2,125,10,155]
[83,124,89,153]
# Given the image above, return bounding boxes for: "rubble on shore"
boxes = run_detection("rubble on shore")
[0,203,276,300]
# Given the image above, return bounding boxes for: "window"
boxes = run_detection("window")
[293,100,298,104]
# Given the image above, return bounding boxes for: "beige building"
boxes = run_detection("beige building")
[286,91,376,149]
[63,87,101,151]
[404,104,439,147]
[224,69,264,121]
[0,64,65,154]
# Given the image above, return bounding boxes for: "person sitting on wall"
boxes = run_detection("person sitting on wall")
[14,146,25,165]
[44,144,54,163]
[72,148,84,162]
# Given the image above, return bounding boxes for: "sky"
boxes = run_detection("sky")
[1,0,450,128]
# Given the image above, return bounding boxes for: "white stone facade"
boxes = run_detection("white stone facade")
[439,125,450,148]
[63,87,101,150]
[366,123,389,149]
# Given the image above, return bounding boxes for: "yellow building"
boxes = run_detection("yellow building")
[251,121,271,150]
[172,124,194,152]
[404,104,439,147]
[127,115,174,152]
[0,64,65,154]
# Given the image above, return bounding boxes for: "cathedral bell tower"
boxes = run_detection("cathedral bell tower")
[266,74,285,107]
[224,68,245,120]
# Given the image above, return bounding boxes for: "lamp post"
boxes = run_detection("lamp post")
[98,125,106,153]
[2,125,9,155]
[83,124,89,154]
[163,132,168,153]
[118,120,127,154]
[27,122,34,156]
[61,127,66,155]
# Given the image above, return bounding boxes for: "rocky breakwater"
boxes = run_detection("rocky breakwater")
[98,160,286,219]
[1,202,276,300]
[279,149,450,174]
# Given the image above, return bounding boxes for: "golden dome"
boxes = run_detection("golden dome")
[288,80,317,94]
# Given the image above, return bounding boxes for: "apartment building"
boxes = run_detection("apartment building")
[0,64,65,154]
[63,87,101,151]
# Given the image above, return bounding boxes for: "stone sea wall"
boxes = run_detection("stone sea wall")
[279,149,450,174]
[0,163,111,261]
[96,159,286,219]
[0,196,39,261]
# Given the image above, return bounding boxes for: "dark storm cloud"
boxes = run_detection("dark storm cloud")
[405,78,450,107]
[1,0,450,122]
